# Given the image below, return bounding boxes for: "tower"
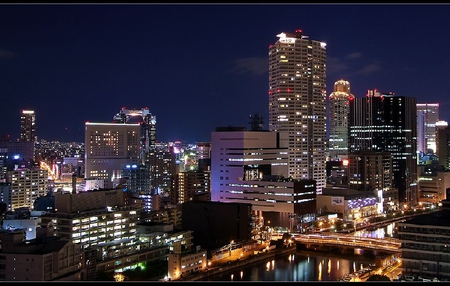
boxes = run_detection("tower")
[268,29,327,194]
[328,79,354,160]
[349,89,418,206]
[20,110,36,142]
[416,103,439,155]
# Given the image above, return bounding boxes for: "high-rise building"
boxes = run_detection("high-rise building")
[112,107,157,164]
[268,29,327,194]
[349,89,418,206]
[20,110,36,142]
[416,103,439,155]
[328,79,354,160]
[6,167,48,211]
[175,170,210,204]
[84,122,141,189]
[121,163,152,212]
[437,125,450,170]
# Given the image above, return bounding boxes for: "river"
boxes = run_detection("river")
[202,222,399,281]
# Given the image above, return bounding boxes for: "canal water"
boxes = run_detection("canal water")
[203,222,398,281]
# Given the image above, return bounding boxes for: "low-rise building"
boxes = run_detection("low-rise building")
[398,188,450,281]
[316,186,378,221]
[0,230,84,281]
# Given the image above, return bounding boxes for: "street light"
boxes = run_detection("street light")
[229,240,234,257]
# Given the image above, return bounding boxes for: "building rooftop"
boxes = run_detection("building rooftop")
[400,210,450,227]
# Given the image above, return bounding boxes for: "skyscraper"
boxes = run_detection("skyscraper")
[328,79,354,160]
[416,103,439,155]
[349,89,418,205]
[20,110,36,142]
[268,29,327,194]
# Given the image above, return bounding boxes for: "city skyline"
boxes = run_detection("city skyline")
[1,3,450,143]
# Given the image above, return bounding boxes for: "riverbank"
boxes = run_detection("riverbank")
[177,245,297,281]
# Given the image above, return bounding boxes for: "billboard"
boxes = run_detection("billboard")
[331,196,344,206]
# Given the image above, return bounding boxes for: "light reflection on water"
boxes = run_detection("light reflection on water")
[355,222,397,238]
[206,252,371,281]
[206,223,397,281]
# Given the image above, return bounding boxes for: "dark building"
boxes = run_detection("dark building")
[181,200,253,251]
[349,89,417,206]
[398,188,450,281]
[33,190,56,212]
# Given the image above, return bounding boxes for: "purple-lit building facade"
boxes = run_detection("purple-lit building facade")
[316,186,378,222]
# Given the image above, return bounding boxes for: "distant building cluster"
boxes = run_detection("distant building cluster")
[0,29,449,281]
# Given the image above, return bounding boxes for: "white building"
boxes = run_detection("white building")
[268,29,327,194]
[6,168,48,211]
[417,103,439,154]
[211,128,316,227]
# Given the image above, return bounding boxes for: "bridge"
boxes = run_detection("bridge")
[284,233,401,252]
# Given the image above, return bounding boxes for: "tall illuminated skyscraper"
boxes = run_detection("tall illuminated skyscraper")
[328,79,354,160]
[20,110,36,142]
[268,29,327,194]
[416,103,439,154]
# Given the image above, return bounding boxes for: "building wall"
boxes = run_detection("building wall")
[54,188,127,213]
[318,187,378,221]
[167,249,207,280]
[418,171,450,205]
[6,168,48,211]
[398,212,450,280]
[0,233,84,281]
[39,205,141,249]
[181,201,252,251]
[84,122,141,189]
[176,171,210,204]
[211,129,289,203]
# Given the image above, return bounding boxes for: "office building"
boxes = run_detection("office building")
[20,110,36,142]
[328,79,354,160]
[112,107,157,164]
[437,124,450,170]
[0,230,84,281]
[348,152,397,213]
[349,90,418,206]
[210,127,317,228]
[0,139,35,164]
[417,103,439,155]
[181,200,253,251]
[417,165,450,205]
[152,145,177,197]
[121,163,152,212]
[6,167,48,211]
[268,29,327,194]
[317,187,378,222]
[175,170,210,204]
[84,122,141,189]
[196,142,211,172]
[398,188,450,281]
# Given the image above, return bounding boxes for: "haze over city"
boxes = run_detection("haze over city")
[1,3,450,143]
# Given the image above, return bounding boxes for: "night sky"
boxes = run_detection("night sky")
[1,3,450,144]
